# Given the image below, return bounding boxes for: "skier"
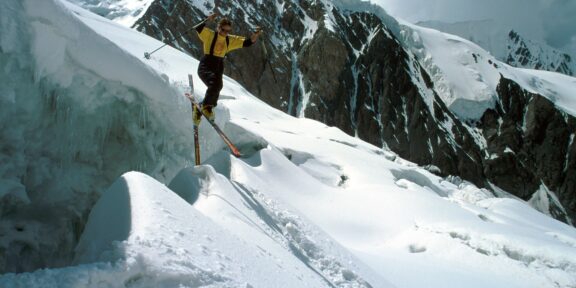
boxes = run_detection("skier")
[193,12,263,124]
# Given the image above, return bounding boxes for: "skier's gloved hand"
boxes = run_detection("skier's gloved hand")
[207,12,219,22]
[251,26,263,43]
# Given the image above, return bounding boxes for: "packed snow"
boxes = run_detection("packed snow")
[2,0,576,288]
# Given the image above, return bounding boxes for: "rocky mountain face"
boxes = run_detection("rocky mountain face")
[507,30,573,76]
[134,0,574,223]
[480,76,575,220]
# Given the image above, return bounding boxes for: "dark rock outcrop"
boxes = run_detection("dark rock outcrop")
[479,76,575,221]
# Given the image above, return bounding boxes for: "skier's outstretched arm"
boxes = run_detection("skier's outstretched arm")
[195,12,219,33]
[240,27,263,48]
[250,27,263,43]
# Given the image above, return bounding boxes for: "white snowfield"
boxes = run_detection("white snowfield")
[1,0,576,287]
[399,21,576,121]
[417,19,575,76]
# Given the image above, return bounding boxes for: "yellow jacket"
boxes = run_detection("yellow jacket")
[197,25,251,58]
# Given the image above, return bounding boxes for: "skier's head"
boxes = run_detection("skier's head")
[217,18,232,35]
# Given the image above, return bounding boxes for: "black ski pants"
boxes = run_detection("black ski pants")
[198,55,224,107]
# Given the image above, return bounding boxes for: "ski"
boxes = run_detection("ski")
[187,75,202,165]
[193,124,201,165]
[186,74,242,158]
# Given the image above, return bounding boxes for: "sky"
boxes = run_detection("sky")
[371,0,576,56]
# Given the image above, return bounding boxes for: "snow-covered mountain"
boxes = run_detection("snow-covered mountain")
[2,0,576,287]
[130,0,576,225]
[419,19,574,76]
[65,0,153,26]
[397,20,576,221]
[506,30,573,75]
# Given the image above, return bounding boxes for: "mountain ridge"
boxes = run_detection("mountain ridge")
[418,19,574,76]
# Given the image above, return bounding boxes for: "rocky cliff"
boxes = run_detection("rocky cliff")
[507,30,573,76]
[479,76,575,221]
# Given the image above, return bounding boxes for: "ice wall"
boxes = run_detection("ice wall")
[0,0,194,272]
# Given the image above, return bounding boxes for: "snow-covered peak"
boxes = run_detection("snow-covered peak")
[399,20,576,121]
[506,30,573,75]
[419,19,574,76]
[65,0,154,26]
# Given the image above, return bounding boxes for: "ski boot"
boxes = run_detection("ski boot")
[193,104,202,126]
[201,104,215,121]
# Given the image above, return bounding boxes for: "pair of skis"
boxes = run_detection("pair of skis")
[185,74,241,165]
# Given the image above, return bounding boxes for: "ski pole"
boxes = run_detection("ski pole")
[260,39,278,83]
[144,19,208,59]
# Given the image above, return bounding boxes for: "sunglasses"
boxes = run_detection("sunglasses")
[220,27,232,33]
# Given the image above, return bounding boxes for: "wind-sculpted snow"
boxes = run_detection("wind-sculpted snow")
[1,0,576,287]
[75,171,339,287]
[168,162,388,288]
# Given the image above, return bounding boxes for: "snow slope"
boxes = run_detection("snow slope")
[2,0,576,287]
[75,171,338,287]
[399,20,576,121]
[418,19,513,60]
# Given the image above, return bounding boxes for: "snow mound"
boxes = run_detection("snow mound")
[74,171,345,287]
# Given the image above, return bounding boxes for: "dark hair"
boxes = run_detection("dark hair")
[218,18,232,27]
